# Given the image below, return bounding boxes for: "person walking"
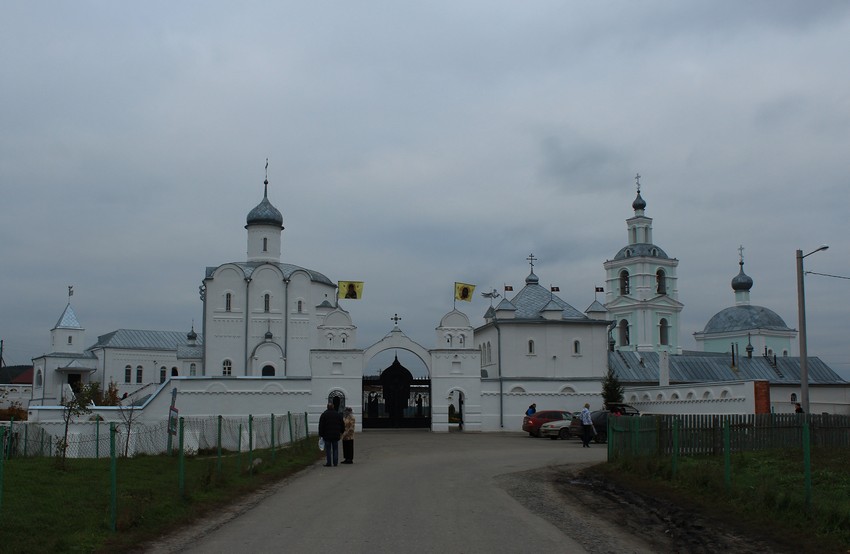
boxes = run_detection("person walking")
[580,403,594,448]
[318,402,345,467]
[341,407,356,464]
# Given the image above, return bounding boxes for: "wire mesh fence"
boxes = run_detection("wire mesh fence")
[1,412,309,460]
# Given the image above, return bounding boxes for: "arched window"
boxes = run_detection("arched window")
[619,270,630,295]
[487,342,492,364]
[659,318,669,345]
[790,392,798,402]
[297,300,303,313]
[159,368,166,383]
[459,335,465,346]
[36,370,43,387]
[262,237,268,252]
[225,293,232,312]
[341,335,347,346]
[528,340,535,355]
[671,393,680,400]
[656,269,666,294]
[262,365,275,376]
[767,348,774,357]
[171,367,178,377]
[573,340,581,355]
[618,320,630,346]
[136,366,143,384]
[328,390,345,411]
[67,336,73,345]
[264,293,270,312]
[124,365,132,383]
[447,335,452,346]
[222,359,232,376]
[189,363,196,377]
[783,350,788,357]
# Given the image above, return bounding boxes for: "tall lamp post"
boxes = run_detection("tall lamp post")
[796,244,828,414]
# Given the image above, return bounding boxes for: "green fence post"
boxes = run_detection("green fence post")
[178,417,185,497]
[803,418,812,512]
[248,415,254,473]
[723,418,731,492]
[0,426,6,510]
[672,419,679,478]
[110,423,117,532]
[96,419,100,459]
[287,411,294,445]
[270,414,276,462]
[217,415,223,477]
[238,423,243,474]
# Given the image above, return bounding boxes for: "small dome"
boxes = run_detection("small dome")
[613,243,669,260]
[246,179,284,228]
[187,328,197,341]
[632,191,646,211]
[525,271,539,285]
[731,261,753,292]
[703,305,791,334]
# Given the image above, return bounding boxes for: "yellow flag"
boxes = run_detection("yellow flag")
[454,282,475,302]
[338,281,364,300]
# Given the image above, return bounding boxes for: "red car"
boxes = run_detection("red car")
[522,410,572,437]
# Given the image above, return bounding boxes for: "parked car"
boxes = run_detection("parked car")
[539,419,573,440]
[522,410,572,437]
[569,404,640,443]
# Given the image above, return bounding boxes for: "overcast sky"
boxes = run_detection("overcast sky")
[2,2,848,379]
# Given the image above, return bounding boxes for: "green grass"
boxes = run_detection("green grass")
[593,447,850,553]
[0,439,321,553]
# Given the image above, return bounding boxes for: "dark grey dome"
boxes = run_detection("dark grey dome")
[187,328,197,341]
[632,191,646,211]
[731,262,753,292]
[525,271,539,285]
[246,179,284,228]
[703,305,791,334]
[613,243,669,260]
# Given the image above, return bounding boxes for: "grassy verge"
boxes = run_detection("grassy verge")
[0,438,321,553]
[590,447,850,553]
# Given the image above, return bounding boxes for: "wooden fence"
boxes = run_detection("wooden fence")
[609,413,850,459]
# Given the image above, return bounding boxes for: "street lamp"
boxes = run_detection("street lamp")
[796,244,828,414]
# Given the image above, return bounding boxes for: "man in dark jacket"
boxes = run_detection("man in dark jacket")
[318,402,345,467]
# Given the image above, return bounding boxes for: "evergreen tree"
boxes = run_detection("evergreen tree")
[601,368,624,408]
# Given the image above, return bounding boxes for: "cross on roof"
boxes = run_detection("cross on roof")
[635,172,641,193]
[391,313,402,325]
[738,244,745,263]
[526,253,537,270]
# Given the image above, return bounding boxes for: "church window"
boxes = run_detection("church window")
[67,336,73,345]
[171,367,178,377]
[447,335,452,346]
[767,348,774,357]
[659,318,669,345]
[619,271,630,295]
[527,340,535,355]
[790,393,798,402]
[225,293,232,312]
[222,359,232,376]
[264,293,270,313]
[262,365,275,376]
[618,320,630,346]
[159,368,166,383]
[656,269,666,294]
[459,335,465,346]
[190,363,196,377]
[327,333,334,347]
[36,370,43,387]
[341,336,346,346]
[262,237,268,252]
[782,350,788,357]
[297,300,303,313]
[124,365,132,383]
[573,340,581,355]
[671,393,679,400]
[651,248,658,257]
[703,391,712,399]
[136,366,143,384]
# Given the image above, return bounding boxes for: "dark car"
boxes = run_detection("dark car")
[522,410,571,437]
[570,404,640,443]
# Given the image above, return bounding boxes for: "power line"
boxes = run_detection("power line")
[806,271,850,281]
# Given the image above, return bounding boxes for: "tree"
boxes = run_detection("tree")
[57,383,96,468]
[601,368,624,408]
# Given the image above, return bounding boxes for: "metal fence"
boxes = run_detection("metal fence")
[2,412,309,460]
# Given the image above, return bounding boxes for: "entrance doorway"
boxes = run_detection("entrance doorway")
[362,354,430,429]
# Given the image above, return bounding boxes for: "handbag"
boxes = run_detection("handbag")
[318,437,325,451]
